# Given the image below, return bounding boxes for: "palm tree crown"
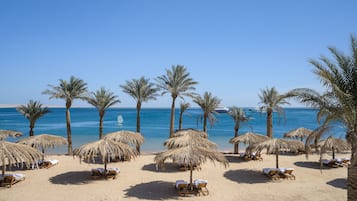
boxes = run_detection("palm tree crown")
[193,91,221,133]
[292,35,357,201]
[86,87,120,139]
[258,87,292,138]
[42,76,87,154]
[156,65,198,138]
[16,100,50,136]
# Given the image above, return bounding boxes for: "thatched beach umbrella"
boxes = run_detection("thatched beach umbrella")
[17,134,67,159]
[73,138,138,172]
[164,129,214,149]
[318,136,351,159]
[229,132,269,145]
[0,141,43,175]
[283,127,312,141]
[253,139,304,168]
[155,129,228,188]
[0,130,23,140]
[104,130,144,147]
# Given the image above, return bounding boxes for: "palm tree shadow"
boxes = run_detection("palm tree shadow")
[124,180,181,200]
[326,178,347,189]
[224,169,270,184]
[49,171,94,185]
[294,161,330,170]
[142,163,183,173]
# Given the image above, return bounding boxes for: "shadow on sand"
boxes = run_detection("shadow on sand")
[224,169,271,184]
[49,171,94,185]
[294,161,331,170]
[224,155,249,163]
[142,163,184,173]
[327,178,347,189]
[124,180,181,200]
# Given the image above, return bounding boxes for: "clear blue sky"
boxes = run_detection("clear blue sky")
[0,0,356,108]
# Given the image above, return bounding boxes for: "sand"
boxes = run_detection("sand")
[0,152,348,201]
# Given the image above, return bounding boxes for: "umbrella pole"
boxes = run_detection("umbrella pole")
[190,165,193,191]
[276,148,279,169]
[332,146,335,159]
[2,157,5,176]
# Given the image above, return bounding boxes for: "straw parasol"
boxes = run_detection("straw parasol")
[104,130,144,147]
[0,141,43,175]
[164,129,215,149]
[73,138,138,172]
[0,130,23,140]
[17,134,67,159]
[283,127,312,141]
[229,132,269,145]
[318,136,351,159]
[155,129,228,188]
[253,138,304,168]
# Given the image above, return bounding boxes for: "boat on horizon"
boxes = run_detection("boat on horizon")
[215,106,229,113]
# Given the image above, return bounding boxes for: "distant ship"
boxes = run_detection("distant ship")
[117,115,123,125]
[215,106,229,113]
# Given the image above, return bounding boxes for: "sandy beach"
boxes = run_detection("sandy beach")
[0,152,349,201]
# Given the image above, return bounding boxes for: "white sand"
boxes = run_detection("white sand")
[0,153,348,201]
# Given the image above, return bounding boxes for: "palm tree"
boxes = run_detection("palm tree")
[193,92,221,133]
[258,87,292,138]
[42,76,87,155]
[86,87,120,139]
[228,106,250,154]
[156,65,198,138]
[16,100,50,137]
[179,102,190,130]
[291,35,357,200]
[120,77,158,153]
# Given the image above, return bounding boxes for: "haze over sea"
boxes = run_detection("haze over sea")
[0,107,346,153]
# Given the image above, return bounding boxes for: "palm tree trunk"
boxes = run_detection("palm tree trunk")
[233,128,239,154]
[169,96,177,138]
[348,139,357,201]
[99,114,104,139]
[29,125,34,137]
[203,113,207,132]
[179,112,183,130]
[136,102,141,154]
[65,102,73,155]
[267,109,273,138]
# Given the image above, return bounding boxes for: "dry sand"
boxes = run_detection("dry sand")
[0,153,348,201]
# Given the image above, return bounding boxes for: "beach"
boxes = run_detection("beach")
[0,152,348,201]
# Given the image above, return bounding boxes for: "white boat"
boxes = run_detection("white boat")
[117,115,123,125]
[215,106,229,113]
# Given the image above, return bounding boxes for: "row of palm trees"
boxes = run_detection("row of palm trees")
[13,35,357,200]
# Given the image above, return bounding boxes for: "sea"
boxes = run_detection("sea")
[0,107,347,154]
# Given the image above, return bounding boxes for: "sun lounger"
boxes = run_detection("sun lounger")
[0,173,25,188]
[263,168,280,180]
[106,167,120,179]
[194,179,209,196]
[278,168,295,180]
[322,159,340,168]
[91,168,105,179]
[175,180,190,196]
[336,158,350,167]
[39,159,59,169]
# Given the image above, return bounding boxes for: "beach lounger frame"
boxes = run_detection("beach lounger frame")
[1,175,25,188]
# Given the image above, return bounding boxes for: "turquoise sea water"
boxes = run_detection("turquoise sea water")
[0,107,347,153]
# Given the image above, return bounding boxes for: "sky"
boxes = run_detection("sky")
[0,0,356,108]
